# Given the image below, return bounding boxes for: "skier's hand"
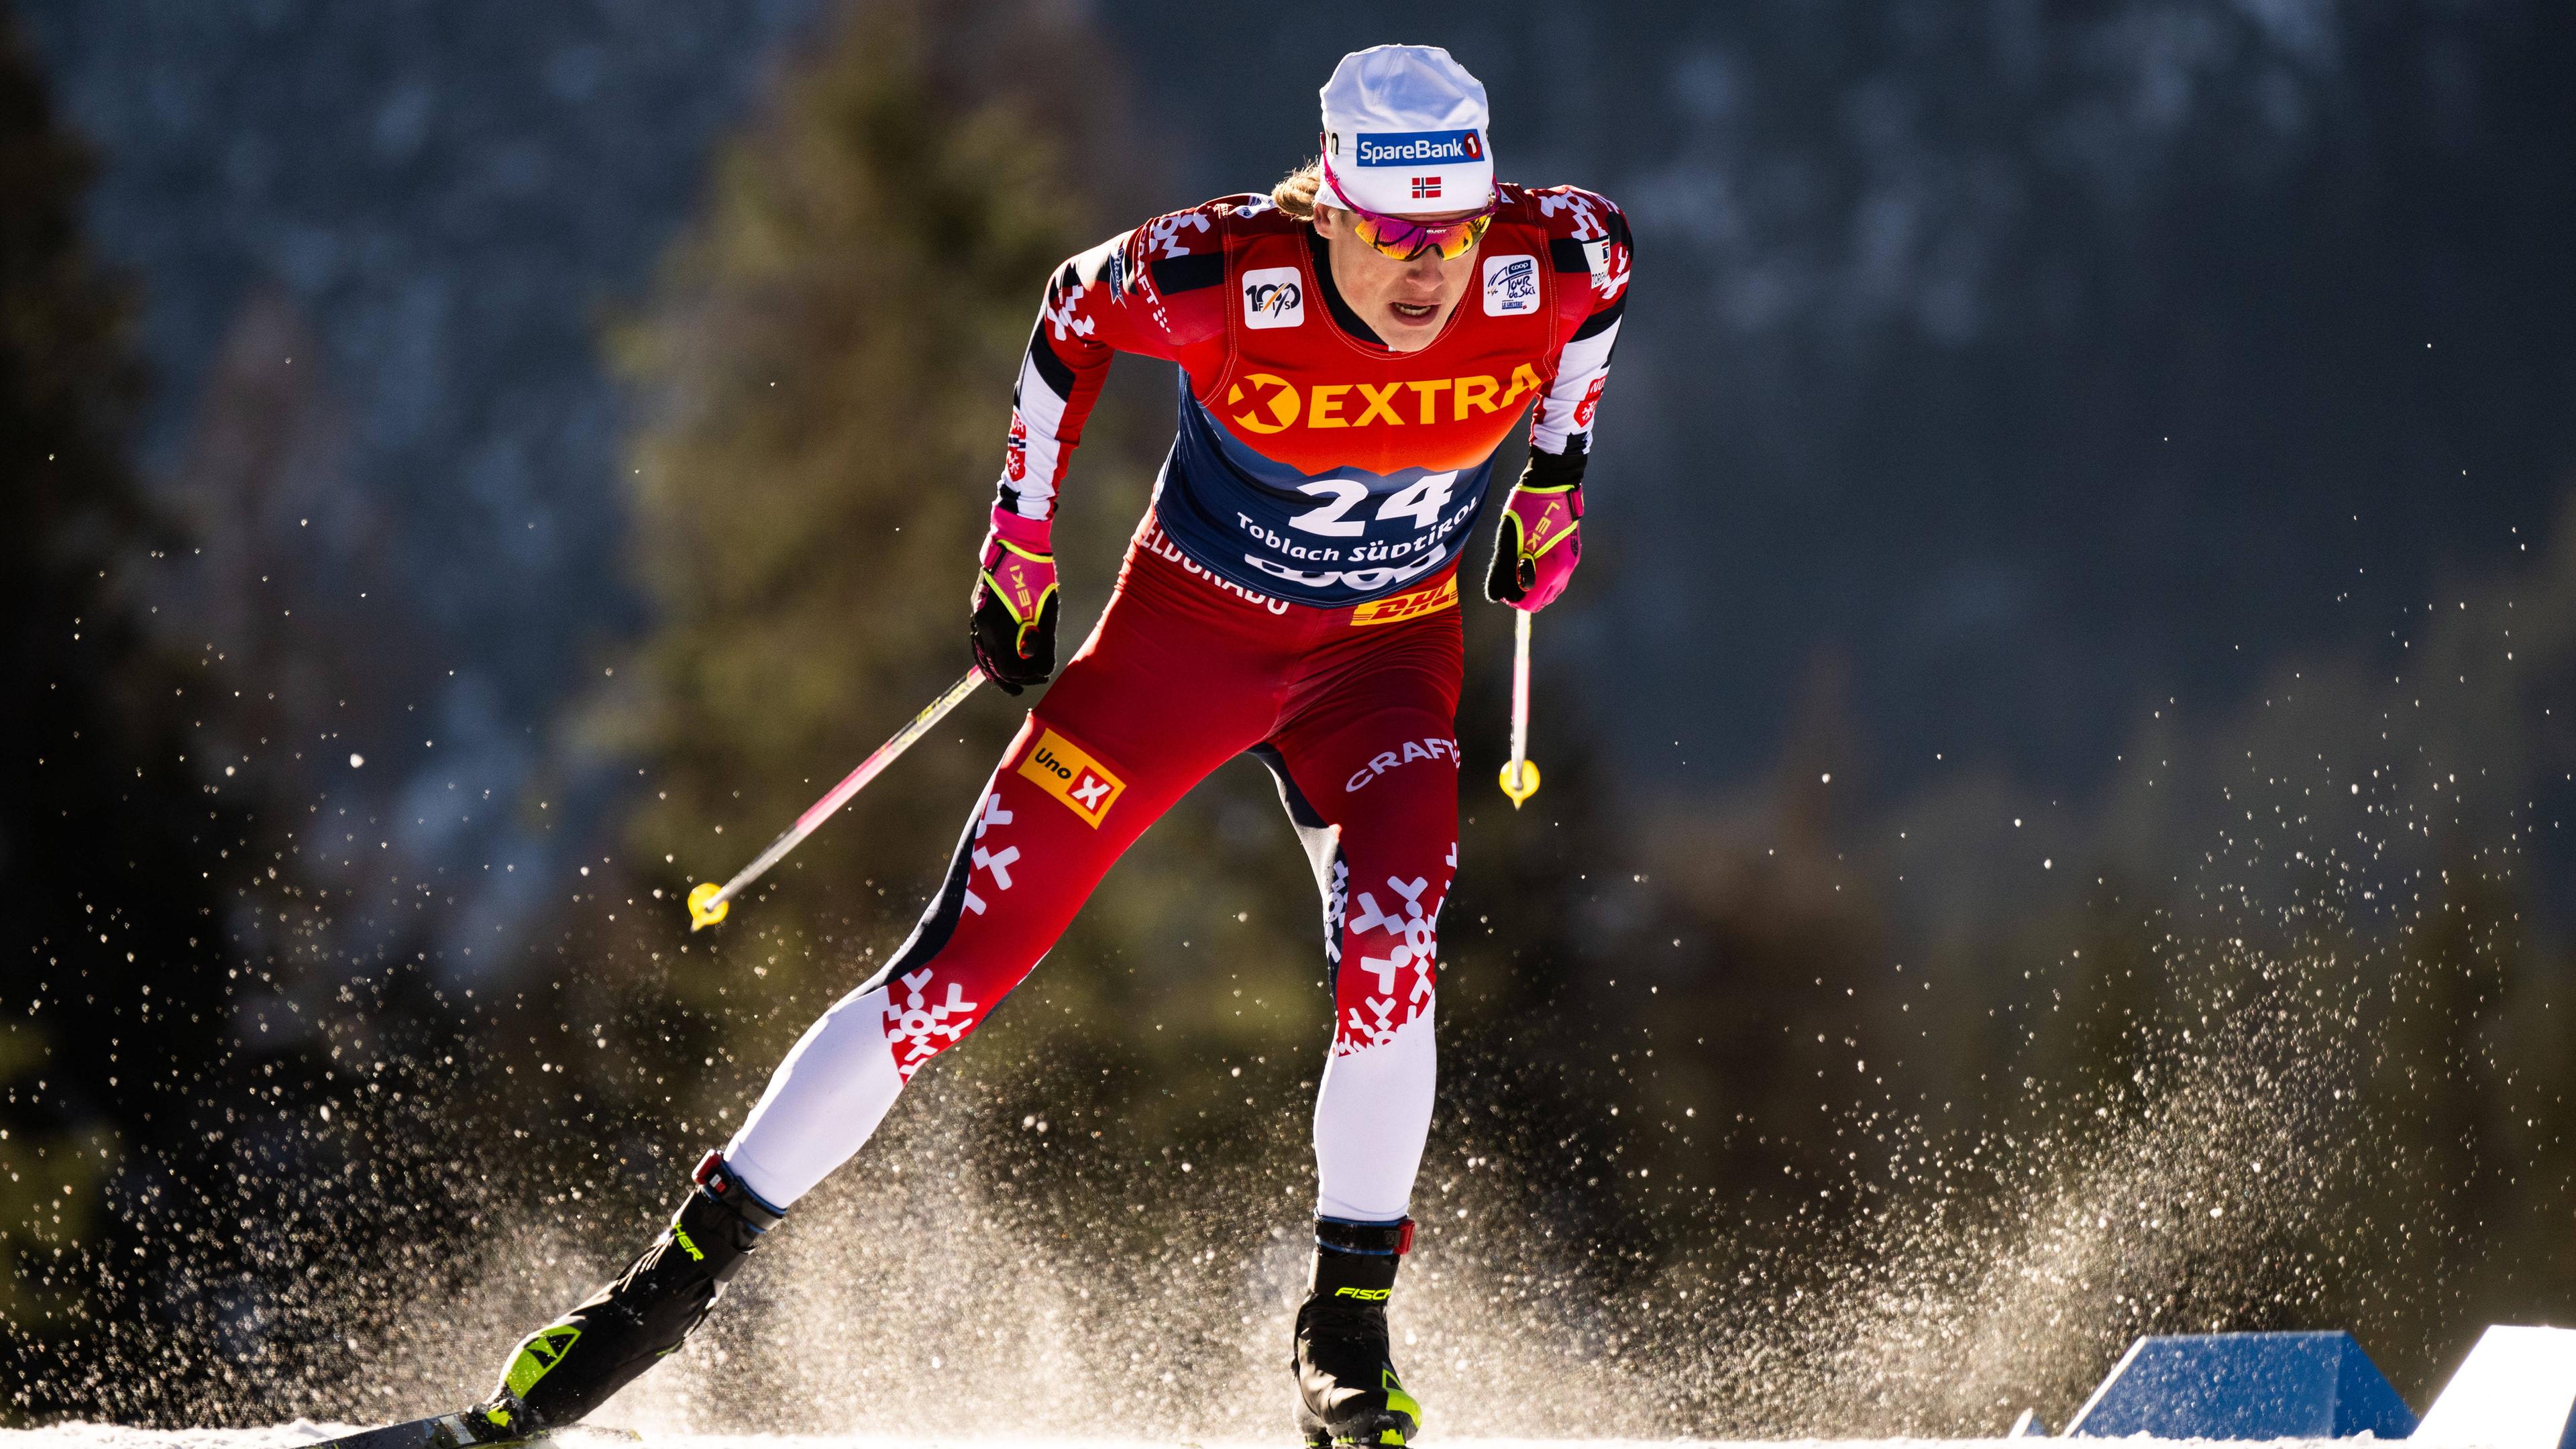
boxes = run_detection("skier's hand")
[970,506,1060,695]
[1483,480,1582,612]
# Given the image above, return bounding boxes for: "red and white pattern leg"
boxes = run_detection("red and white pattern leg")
[1276,704,1461,1224]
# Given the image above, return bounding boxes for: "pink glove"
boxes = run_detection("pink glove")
[969,506,1060,695]
[1482,482,1582,612]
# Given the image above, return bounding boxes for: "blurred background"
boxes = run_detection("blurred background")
[6,0,2575,1434]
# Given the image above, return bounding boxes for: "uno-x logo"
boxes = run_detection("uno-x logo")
[1223,367,1548,435]
[1349,576,1458,627]
[1017,727,1125,826]
[1241,266,1304,329]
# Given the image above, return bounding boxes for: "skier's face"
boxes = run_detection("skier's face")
[1313,205,1482,353]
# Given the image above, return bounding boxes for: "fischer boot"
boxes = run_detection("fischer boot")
[472,1152,784,1437]
[1292,1217,1421,1448]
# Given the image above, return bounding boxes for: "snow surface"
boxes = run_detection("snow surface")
[0,1427,2352,1449]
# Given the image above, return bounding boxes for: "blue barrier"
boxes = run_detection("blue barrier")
[2066,1330,2418,1439]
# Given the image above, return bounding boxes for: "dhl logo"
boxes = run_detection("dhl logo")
[1016,727,1126,827]
[1224,366,1548,435]
[1348,576,1458,627]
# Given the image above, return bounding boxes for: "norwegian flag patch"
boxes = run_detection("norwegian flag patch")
[1409,176,1442,200]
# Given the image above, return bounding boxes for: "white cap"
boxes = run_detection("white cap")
[1318,45,1494,217]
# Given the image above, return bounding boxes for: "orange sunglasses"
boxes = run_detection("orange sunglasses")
[1320,157,1495,261]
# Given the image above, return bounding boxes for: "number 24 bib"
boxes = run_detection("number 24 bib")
[1149,218,1564,607]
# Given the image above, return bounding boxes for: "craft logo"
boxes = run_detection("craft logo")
[1343,736,1460,793]
[1354,129,1482,167]
[1349,575,1458,627]
[1017,728,1125,827]
[1482,253,1540,316]
[1241,266,1305,329]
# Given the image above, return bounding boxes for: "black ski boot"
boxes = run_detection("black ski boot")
[468,1152,784,1440]
[1292,1217,1422,1448]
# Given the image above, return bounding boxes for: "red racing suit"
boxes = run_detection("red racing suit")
[723,184,1630,1224]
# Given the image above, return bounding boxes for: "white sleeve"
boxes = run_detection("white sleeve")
[1530,313,1619,457]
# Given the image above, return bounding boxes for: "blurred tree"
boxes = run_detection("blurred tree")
[582,0,1334,1198]
[0,0,246,1415]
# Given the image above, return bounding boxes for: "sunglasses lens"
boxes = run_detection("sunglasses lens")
[1356,213,1488,261]
[1434,215,1489,258]
[1353,217,1424,258]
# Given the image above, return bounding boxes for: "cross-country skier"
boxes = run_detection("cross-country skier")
[466,44,1627,1449]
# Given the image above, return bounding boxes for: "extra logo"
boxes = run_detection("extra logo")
[1483,253,1540,316]
[1223,366,1548,435]
[1017,727,1125,827]
[1349,575,1458,627]
[1242,266,1304,329]
[1354,129,1483,167]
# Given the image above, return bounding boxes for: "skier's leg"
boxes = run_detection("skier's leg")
[490,716,1192,1431]
[486,557,1277,1431]
[1258,621,1461,1448]
[1269,633,1460,1220]
[720,698,1202,1205]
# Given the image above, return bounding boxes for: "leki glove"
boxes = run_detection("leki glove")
[1483,480,1582,612]
[969,506,1060,695]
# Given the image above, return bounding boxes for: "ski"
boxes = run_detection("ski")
[301,1411,510,1449]
[301,1415,638,1449]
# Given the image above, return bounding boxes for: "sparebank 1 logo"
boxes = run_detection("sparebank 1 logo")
[1242,266,1304,329]
[1352,129,1483,167]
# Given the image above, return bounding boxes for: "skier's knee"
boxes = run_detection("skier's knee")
[1329,850,1450,1053]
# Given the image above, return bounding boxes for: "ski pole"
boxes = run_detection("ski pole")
[1498,610,1540,808]
[686,667,988,929]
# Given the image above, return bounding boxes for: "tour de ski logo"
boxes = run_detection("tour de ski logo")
[1241,266,1305,329]
[1017,727,1126,826]
[1482,253,1539,316]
